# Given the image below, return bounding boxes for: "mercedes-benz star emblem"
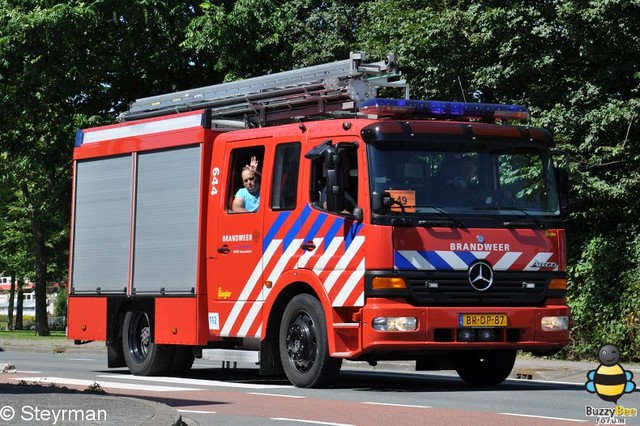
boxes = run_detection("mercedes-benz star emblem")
[468,261,494,292]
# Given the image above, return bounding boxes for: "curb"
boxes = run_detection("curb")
[0,338,105,354]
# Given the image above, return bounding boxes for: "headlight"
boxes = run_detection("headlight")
[372,317,417,332]
[541,316,569,331]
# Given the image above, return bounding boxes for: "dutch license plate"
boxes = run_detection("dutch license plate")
[458,313,508,327]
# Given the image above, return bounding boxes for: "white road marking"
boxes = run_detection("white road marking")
[178,409,217,414]
[10,376,197,392]
[500,413,588,422]
[272,419,355,426]
[247,392,306,399]
[98,374,292,389]
[362,401,431,409]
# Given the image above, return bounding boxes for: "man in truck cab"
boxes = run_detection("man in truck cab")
[232,156,261,213]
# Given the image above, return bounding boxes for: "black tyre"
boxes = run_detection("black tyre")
[279,294,342,388]
[455,350,517,386]
[122,309,172,376]
[168,347,195,376]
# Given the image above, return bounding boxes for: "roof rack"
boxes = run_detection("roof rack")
[118,52,406,125]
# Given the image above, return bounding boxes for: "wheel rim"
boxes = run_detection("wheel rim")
[285,311,317,373]
[128,311,151,363]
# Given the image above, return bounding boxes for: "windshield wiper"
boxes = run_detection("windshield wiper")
[498,207,546,229]
[417,206,466,228]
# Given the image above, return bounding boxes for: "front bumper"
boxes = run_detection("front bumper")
[357,298,570,355]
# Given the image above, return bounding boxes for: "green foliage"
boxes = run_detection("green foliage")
[568,230,640,361]
[54,287,67,318]
[183,0,367,80]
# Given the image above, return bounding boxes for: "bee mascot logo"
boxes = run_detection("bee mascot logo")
[586,344,635,403]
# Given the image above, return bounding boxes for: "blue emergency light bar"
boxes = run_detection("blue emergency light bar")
[358,98,529,121]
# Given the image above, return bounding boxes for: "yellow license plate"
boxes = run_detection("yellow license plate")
[458,314,507,327]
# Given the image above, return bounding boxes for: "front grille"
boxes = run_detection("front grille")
[403,270,551,306]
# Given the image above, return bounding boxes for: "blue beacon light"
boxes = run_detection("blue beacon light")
[359,98,529,121]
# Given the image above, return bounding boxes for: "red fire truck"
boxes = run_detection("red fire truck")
[67,53,571,388]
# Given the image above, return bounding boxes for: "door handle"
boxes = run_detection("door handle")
[301,241,316,251]
[217,245,230,254]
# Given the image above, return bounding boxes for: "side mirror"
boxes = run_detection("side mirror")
[382,191,394,209]
[372,191,382,211]
[325,169,343,212]
[555,167,570,213]
[372,191,394,212]
[552,149,570,214]
[352,207,364,222]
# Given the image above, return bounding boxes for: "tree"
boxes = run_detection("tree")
[183,0,369,79]
[0,1,210,335]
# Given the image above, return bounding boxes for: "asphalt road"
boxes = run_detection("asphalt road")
[0,342,638,425]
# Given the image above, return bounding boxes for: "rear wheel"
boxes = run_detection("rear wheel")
[455,350,516,386]
[122,309,172,376]
[279,294,342,388]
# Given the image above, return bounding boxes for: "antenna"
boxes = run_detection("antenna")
[457,76,467,102]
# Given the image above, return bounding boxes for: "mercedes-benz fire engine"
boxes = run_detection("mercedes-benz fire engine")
[67,53,571,388]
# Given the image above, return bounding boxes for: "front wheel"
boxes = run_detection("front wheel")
[279,294,342,388]
[455,350,516,386]
[122,309,172,376]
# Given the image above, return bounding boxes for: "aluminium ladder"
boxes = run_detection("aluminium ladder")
[118,52,406,126]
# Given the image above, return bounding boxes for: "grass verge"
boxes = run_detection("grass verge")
[0,330,66,340]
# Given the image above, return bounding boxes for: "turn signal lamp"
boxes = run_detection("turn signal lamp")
[541,316,569,331]
[548,278,567,290]
[372,316,418,332]
[371,277,407,289]
[359,98,529,121]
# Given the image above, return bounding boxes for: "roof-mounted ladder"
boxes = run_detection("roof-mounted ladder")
[118,52,406,126]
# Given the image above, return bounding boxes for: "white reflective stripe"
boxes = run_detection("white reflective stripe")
[221,239,281,336]
[397,250,435,270]
[470,251,490,259]
[82,113,203,144]
[267,238,304,285]
[237,301,263,337]
[524,252,553,271]
[355,292,364,306]
[255,324,262,338]
[297,237,322,268]
[313,237,344,274]
[493,252,522,270]
[435,250,468,270]
[323,236,365,292]
[333,259,366,306]
[237,238,303,336]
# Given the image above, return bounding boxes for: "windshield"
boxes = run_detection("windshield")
[368,141,560,217]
